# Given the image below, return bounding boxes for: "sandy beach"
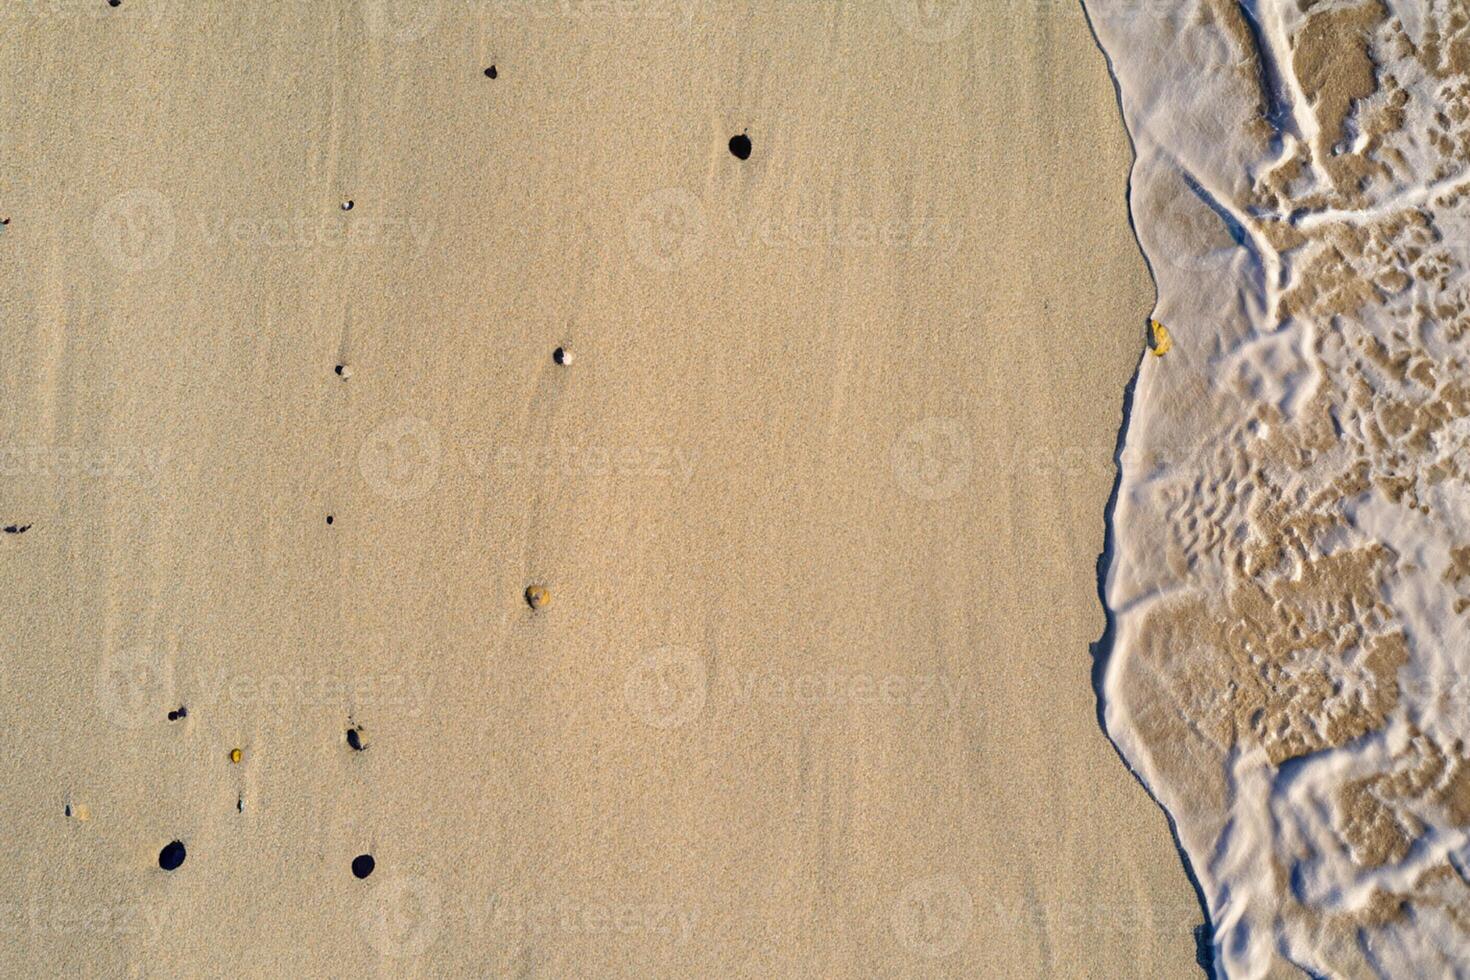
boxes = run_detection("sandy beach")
[1,1,1200,975]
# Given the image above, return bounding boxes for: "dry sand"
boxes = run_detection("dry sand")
[1,1,1199,975]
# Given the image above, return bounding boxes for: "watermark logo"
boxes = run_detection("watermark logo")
[888,0,973,43]
[890,416,973,500]
[361,875,441,958]
[93,189,175,273]
[624,647,707,729]
[361,0,440,42]
[891,873,974,958]
[627,188,706,271]
[359,417,442,500]
[95,644,173,729]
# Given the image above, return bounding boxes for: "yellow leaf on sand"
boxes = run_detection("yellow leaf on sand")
[1150,319,1172,356]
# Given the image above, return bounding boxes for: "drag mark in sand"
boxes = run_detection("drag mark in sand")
[1087,1,1470,976]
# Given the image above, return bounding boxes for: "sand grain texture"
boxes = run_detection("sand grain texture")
[0,2,1198,976]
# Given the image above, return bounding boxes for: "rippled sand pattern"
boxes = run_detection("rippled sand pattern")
[1088,1,1470,975]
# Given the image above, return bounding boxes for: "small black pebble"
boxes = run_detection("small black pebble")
[553,347,569,365]
[326,515,334,525]
[729,133,752,160]
[159,840,186,871]
[334,364,345,376]
[167,706,187,721]
[341,200,354,211]
[485,65,497,79]
[237,796,243,813]
[4,524,31,534]
[346,727,363,751]
[0,217,9,225]
[352,854,375,879]
[64,804,71,817]
[108,0,121,6]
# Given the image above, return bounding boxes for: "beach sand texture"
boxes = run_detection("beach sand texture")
[0,1,1200,975]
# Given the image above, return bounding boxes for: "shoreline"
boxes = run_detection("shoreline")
[1078,0,1218,974]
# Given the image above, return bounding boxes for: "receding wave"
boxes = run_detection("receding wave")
[1085,1,1470,976]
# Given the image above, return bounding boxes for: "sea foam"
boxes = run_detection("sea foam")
[1085,1,1470,976]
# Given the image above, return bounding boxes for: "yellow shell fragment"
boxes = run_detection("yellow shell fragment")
[229,748,243,764]
[1150,319,1172,356]
[525,585,551,610]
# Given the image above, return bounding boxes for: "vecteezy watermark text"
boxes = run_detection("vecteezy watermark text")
[195,210,434,256]
[733,669,975,711]
[193,668,433,716]
[0,445,170,484]
[0,900,167,941]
